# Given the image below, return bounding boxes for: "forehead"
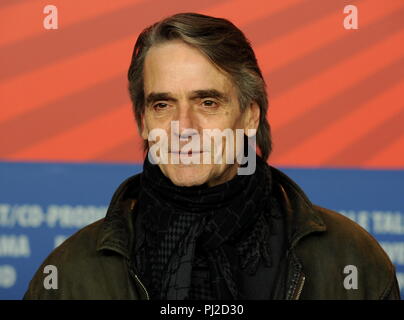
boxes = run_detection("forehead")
[143,40,234,95]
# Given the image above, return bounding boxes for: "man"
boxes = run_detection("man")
[24,13,400,300]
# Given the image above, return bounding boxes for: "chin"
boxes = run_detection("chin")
[159,163,213,187]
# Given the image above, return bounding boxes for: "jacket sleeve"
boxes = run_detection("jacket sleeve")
[22,271,48,299]
[23,285,37,300]
[22,259,61,300]
[381,272,401,300]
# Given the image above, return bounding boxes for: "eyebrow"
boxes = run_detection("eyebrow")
[146,89,229,105]
[189,89,229,102]
[146,92,177,105]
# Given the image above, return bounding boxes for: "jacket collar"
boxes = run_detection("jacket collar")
[96,166,327,257]
[95,174,141,259]
[270,167,326,249]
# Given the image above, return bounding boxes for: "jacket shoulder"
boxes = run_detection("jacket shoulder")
[314,205,392,266]
[23,219,104,299]
[298,205,399,299]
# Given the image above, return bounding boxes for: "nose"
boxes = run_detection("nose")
[173,103,198,140]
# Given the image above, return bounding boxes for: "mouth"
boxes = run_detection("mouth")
[169,150,206,155]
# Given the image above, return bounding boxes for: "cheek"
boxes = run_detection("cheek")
[140,115,148,139]
[226,111,245,131]
[141,112,160,139]
[198,110,242,130]
[143,111,160,129]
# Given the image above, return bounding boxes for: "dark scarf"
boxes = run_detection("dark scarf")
[134,152,274,300]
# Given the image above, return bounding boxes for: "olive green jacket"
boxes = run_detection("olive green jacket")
[23,167,401,300]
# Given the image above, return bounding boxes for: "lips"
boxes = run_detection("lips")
[169,150,205,155]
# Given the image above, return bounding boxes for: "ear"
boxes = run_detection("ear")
[244,101,260,137]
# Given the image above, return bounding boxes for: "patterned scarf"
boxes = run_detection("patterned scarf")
[135,151,273,300]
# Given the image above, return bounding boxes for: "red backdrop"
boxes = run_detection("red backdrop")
[0,0,403,168]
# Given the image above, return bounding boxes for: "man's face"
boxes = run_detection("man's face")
[141,40,259,187]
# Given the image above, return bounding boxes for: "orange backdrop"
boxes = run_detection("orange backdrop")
[0,0,403,168]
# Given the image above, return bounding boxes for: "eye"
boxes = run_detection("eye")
[153,103,169,110]
[201,100,218,108]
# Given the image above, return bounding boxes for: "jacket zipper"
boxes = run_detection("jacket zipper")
[134,274,150,300]
[292,273,305,300]
[127,258,150,300]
